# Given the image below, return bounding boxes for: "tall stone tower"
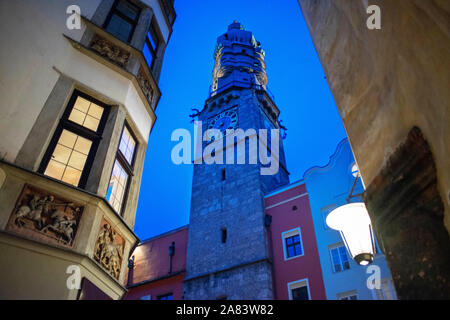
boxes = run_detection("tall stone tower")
[183,22,289,299]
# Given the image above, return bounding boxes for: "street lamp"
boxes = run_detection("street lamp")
[326,167,376,266]
[326,202,375,265]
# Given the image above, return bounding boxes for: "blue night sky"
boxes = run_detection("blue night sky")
[133,0,346,240]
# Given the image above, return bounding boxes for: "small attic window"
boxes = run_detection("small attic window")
[224,34,228,39]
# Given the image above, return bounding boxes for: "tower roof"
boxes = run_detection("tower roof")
[228,21,244,31]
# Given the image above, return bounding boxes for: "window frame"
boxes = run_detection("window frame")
[143,19,162,71]
[329,243,351,273]
[38,89,110,189]
[106,121,138,216]
[157,293,173,300]
[103,0,141,43]
[371,279,397,300]
[281,227,304,261]
[287,278,310,300]
[321,204,336,230]
[337,290,358,300]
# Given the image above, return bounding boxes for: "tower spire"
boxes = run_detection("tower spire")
[211,23,267,96]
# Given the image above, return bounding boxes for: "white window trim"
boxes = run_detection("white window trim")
[281,227,305,261]
[321,204,337,230]
[337,290,358,300]
[370,278,397,300]
[287,278,311,300]
[328,243,351,273]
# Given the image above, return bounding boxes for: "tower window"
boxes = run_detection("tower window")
[292,205,298,211]
[221,228,227,243]
[221,168,226,181]
[39,90,109,188]
[104,0,141,43]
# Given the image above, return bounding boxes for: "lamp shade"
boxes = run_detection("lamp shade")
[326,202,375,265]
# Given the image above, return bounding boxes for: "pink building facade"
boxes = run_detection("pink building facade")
[265,182,326,300]
[124,226,188,300]
[125,182,327,300]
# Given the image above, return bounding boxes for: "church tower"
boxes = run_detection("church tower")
[183,22,289,299]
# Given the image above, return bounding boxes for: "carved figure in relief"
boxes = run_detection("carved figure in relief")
[94,223,123,279]
[12,189,81,245]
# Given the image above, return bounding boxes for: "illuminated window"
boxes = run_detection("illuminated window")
[68,96,104,132]
[118,126,136,165]
[44,130,92,186]
[329,244,350,273]
[106,159,129,213]
[106,123,138,215]
[40,90,108,188]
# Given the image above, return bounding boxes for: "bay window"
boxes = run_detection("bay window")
[106,123,137,215]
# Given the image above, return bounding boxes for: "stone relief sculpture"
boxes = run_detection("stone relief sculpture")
[137,67,154,104]
[8,185,83,246]
[90,35,130,67]
[94,222,124,280]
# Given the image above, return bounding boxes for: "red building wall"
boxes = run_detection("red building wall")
[265,183,326,300]
[124,226,188,300]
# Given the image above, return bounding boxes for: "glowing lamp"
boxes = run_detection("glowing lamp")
[326,202,375,266]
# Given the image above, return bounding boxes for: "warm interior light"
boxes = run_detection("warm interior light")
[326,202,375,266]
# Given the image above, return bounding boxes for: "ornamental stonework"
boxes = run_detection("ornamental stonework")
[93,219,125,280]
[137,67,154,104]
[7,184,83,247]
[90,34,130,68]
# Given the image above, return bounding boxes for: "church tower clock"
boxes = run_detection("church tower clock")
[183,22,289,299]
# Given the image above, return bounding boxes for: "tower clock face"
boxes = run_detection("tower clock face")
[206,109,238,139]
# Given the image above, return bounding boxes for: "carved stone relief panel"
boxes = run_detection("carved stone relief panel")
[137,67,154,104]
[6,184,83,247]
[93,218,125,280]
[90,34,131,68]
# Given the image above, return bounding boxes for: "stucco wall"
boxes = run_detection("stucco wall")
[128,226,188,285]
[303,139,395,300]
[0,0,154,164]
[265,183,327,300]
[297,0,450,233]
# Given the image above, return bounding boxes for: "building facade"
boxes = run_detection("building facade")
[264,183,327,300]
[303,138,396,300]
[0,0,175,299]
[297,0,450,299]
[124,225,187,300]
[126,139,396,300]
